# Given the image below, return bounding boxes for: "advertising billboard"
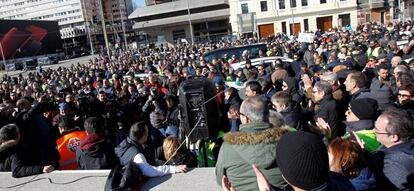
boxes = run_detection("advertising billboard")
[0,20,63,61]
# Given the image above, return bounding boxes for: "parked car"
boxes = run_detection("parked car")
[23,59,38,71]
[203,43,267,63]
[37,56,59,66]
[231,56,293,70]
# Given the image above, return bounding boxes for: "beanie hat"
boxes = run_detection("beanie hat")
[276,131,329,190]
[350,98,379,120]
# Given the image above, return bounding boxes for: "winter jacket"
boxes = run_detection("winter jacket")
[369,78,395,111]
[76,133,117,170]
[279,101,308,131]
[164,150,197,168]
[315,95,344,138]
[351,167,376,191]
[216,122,289,191]
[115,137,151,167]
[0,140,44,178]
[369,139,414,190]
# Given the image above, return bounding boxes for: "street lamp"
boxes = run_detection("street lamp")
[186,0,194,45]
[81,0,94,54]
[0,42,8,74]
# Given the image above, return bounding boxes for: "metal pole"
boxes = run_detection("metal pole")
[0,42,7,74]
[397,0,401,21]
[99,0,111,56]
[186,0,194,45]
[119,0,128,51]
[81,0,94,54]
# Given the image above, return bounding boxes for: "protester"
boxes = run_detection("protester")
[76,117,117,170]
[216,96,289,190]
[0,124,55,178]
[115,121,187,177]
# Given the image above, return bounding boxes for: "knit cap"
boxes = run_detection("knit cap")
[350,98,379,120]
[276,131,329,190]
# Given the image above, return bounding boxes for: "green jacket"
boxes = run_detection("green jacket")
[215,122,289,191]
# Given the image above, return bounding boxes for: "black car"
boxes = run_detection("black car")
[23,59,38,71]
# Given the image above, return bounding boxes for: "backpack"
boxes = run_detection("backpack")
[105,141,144,191]
[104,160,143,191]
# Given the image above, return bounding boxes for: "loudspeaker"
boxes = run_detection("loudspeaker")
[179,78,220,142]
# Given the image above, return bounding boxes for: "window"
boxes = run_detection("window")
[291,0,296,8]
[302,0,308,6]
[320,0,326,3]
[304,19,309,31]
[339,14,350,27]
[282,22,287,34]
[172,29,186,42]
[279,0,285,9]
[260,1,268,12]
[241,3,249,14]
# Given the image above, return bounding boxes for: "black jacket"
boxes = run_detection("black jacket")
[315,96,344,138]
[164,151,197,168]
[0,140,44,178]
[279,101,308,131]
[76,134,117,170]
[115,137,154,167]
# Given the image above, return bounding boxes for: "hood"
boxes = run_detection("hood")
[80,133,106,151]
[223,126,290,168]
[282,77,298,96]
[224,126,289,145]
[114,137,140,158]
[344,120,374,132]
[0,140,18,153]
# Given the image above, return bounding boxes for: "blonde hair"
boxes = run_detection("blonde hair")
[163,136,185,161]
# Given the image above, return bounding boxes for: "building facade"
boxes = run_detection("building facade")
[229,0,359,38]
[0,0,134,55]
[128,0,232,45]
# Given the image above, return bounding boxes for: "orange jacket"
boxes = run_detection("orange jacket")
[57,131,87,170]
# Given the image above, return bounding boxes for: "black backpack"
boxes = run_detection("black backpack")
[105,142,144,191]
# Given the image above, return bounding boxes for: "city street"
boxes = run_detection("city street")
[0,55,99,77]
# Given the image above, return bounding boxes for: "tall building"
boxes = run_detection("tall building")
[129,0,231,44]
[0,0,134,54]
[229,0,359,38]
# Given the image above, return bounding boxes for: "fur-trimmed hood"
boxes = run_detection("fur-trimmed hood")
[0,140,18,153]
[224,126,290,145]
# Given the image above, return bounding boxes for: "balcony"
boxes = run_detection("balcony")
[358,0,390,8]
[129,0,230,29]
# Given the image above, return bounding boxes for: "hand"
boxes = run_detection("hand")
[175,165,187,173]
[315,117,332,137]
[222,175,237,191]
[302,74,313,89]
[351,131,365,150]
[42,165,55,173]
[252,164,271,191]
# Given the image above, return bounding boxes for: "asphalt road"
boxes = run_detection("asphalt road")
[0,55,99,77]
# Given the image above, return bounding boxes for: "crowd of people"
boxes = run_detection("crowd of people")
[0,20,414,191]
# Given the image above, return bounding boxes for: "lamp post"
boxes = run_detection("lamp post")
[98,0,110,56]
[81,0,94,54]
[118,0,128,51]
[0,42,7,74]
[186,0,194,45]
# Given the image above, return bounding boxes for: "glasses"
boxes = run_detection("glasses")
[398,93,411,98]
[373,128,391,135]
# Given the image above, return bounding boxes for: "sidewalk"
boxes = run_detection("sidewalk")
[0,168,220,191]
